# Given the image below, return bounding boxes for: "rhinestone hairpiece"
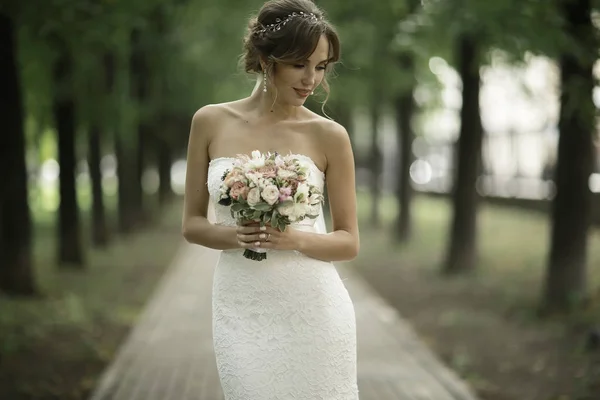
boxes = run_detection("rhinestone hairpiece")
[255,11,319,36]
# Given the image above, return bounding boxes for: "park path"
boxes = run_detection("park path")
[88,241,480,400]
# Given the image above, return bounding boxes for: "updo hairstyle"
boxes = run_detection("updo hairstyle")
[242,0,341,96]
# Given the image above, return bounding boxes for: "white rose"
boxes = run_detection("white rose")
[261,185,280,205]
[257,177,270,189]
[247,187,261,207]
[277,201,308,222]
[294,183,310,202]
[246,171,260,187]
[291,202,309,220]
[277,202,295,220]
[277,168,297,180]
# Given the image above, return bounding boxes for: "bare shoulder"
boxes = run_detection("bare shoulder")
[305,112,352,167]
[319,118,349,144]
[190,101,244,145]
[301,108,348,143]
[191,102,234,131]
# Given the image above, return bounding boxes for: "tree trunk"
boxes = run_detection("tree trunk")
[53,46,85,268]
[542,0,595,313]
[157,136,173,206]
[394,55,416,242]
[115,133,139,233]
[88,126,108,247]
[443,35,483,275]
[368,100,382,227]
[135,126,148,222]
[131,28,149,224]
[0,14,38,295]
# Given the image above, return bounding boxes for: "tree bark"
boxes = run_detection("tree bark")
[53,45,85,268]
[394,54,416,242]
[131,28,149,224]
[542,0,595,313]
[88,126,108,247]
[0,14,38,295]
[443,35,483,274]
[115,133,139,233]
[368,100,382,227]
[134,127,146,221]
[157,136,173,206]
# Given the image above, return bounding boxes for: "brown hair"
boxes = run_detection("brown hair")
[242,0,340,101]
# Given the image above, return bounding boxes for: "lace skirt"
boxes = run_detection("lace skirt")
[211,249,359,400]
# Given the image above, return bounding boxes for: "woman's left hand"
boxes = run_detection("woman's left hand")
[239,224,302,252]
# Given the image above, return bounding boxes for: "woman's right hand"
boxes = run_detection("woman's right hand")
[236,221,267,248]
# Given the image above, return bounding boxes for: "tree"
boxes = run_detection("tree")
[393,60,416,242]
[52,39,85,267]
[409,0,567,274]
[444,34,483,274]
[542,0,597,313]
[0,12,38,295]
[392,0,422,242]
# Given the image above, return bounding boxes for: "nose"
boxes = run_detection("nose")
[302,68,316,87]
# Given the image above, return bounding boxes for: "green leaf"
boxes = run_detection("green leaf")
[252,202,272,212]
[231,203,245,212]
[271,213,280,228]
[251,210,262,220]
[278,220,287,232]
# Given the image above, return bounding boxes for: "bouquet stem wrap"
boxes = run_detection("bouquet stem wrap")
[238,219,268,261]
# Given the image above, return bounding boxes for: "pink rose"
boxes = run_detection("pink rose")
[229,181,248,200]
[257,166,277,178]
[224,176,236,187]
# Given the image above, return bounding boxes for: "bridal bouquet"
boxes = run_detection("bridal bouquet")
[218,150,324,261]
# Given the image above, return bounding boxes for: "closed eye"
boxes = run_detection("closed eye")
[293,64,328,71]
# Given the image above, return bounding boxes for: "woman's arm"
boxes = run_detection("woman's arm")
[181,106,239,250]
[238,121,360,262]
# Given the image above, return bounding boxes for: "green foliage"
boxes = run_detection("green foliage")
[408,0,573,68]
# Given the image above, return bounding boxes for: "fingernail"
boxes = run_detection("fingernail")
[255,242,261,246]
[259,234,266,239]
[260,226,266,231]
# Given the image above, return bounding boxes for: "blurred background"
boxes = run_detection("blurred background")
[1,0,599,399]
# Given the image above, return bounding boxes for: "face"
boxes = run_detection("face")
[268,34,330,107]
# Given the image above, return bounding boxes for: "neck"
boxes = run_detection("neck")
[247,75,300,121]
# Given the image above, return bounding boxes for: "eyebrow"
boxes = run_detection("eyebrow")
[306,59,329,64]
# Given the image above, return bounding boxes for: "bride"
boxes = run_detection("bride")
[181,0,360,398]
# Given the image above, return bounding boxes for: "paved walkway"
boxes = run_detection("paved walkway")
[89,243,480,400]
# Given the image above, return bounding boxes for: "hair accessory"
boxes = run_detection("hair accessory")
[256,11,319,36]
[263,70,267,92]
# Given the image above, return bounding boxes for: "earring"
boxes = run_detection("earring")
[263,70,267,93]
[311,91,314,95]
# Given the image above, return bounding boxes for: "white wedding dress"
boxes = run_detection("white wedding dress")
[206,154,359,400]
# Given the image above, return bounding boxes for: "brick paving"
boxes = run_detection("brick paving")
[89,243,480,400]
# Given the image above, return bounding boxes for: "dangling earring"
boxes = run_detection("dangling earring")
[263,70,267,93]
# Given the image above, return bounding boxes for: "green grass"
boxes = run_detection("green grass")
[0,195,184,399]
[352,190,600,400]
[355,188,600,323]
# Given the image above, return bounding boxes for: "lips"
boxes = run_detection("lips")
[294,88,311,97]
